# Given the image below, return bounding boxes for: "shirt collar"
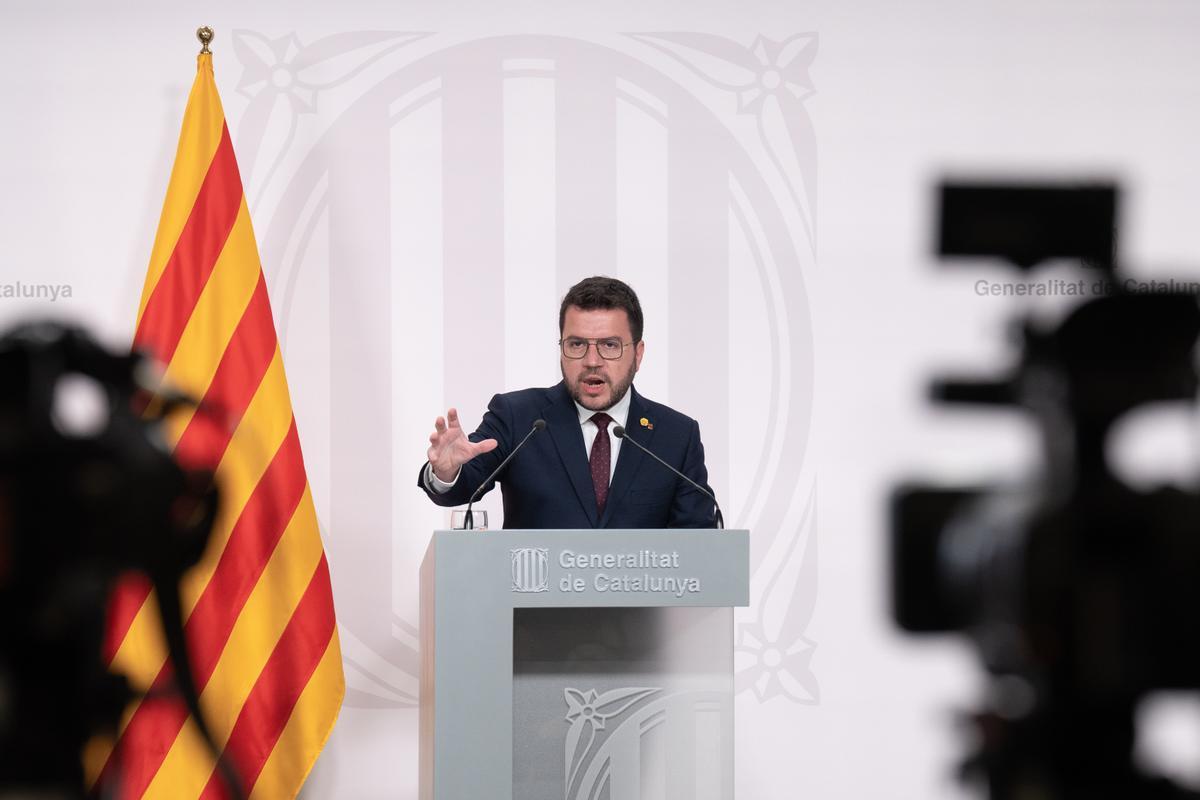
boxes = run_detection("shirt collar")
[573,386,633,429]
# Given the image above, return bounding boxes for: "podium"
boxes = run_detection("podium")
[419,529,749,800]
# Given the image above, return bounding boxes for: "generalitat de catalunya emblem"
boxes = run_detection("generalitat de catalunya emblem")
[511,547,550,593]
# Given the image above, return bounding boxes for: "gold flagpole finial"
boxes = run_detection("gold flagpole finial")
[197,26,214,55]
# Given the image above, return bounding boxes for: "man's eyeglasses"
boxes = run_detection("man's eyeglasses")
[559,337,632,360]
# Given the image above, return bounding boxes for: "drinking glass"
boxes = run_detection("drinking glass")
[451,509,488,531]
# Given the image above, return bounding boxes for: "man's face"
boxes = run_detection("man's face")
[560,306,645,411]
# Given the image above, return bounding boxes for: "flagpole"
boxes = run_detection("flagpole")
[197,25,213,54]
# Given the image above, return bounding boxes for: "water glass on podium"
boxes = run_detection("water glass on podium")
[451,509,488,531]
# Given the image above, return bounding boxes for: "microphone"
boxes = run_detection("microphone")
[612,425,725,529]
[462,419,546,530]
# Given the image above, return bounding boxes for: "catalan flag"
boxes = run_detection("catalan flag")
[91,47,344,798]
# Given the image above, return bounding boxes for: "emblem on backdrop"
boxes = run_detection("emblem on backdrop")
[233,29,820,710]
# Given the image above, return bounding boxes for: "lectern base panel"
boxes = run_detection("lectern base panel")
[420,529,749,800]
[513,607,733,800]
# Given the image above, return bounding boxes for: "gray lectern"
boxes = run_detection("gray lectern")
[420,529,749,800]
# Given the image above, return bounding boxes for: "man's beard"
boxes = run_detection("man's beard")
[563,359,636,411]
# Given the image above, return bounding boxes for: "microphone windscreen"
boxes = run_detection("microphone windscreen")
[533,418,547,431]
[612,425,626,439]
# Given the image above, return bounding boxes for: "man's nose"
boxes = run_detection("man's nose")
[582,343,604,366]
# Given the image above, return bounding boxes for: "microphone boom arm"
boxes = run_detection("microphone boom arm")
[613,425,725,529]
[462,419,546,530]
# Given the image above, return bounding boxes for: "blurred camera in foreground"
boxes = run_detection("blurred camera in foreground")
[0,322,239,799]
[893,183,1200,799]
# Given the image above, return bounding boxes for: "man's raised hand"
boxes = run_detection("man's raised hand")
[427,408,498,483]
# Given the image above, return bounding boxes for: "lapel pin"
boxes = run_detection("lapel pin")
[640,417,653,430]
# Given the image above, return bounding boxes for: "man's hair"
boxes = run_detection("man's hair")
[558,276,644,342]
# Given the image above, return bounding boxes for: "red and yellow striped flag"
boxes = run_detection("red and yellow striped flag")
[92,50,344,798]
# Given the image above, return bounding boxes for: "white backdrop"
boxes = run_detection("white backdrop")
[5,1,1200,797]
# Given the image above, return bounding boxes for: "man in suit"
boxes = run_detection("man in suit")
[418,276,717,528]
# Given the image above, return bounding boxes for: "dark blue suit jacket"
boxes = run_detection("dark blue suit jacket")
[417,382,717,528]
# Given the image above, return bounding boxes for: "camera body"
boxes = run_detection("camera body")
[892,184,1200,798]
[0,322,218,795]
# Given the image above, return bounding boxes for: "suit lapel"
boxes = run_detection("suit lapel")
[599,387,651,527]
[542,383,599,527]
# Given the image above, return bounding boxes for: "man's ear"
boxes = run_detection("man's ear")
[634,340,645,372]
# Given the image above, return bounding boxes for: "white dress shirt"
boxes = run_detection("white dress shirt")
[425,388,633,492]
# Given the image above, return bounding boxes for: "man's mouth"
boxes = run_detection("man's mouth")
[582,375,607,394]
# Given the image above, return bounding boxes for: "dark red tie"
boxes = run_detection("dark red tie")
[589,413,612,514]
